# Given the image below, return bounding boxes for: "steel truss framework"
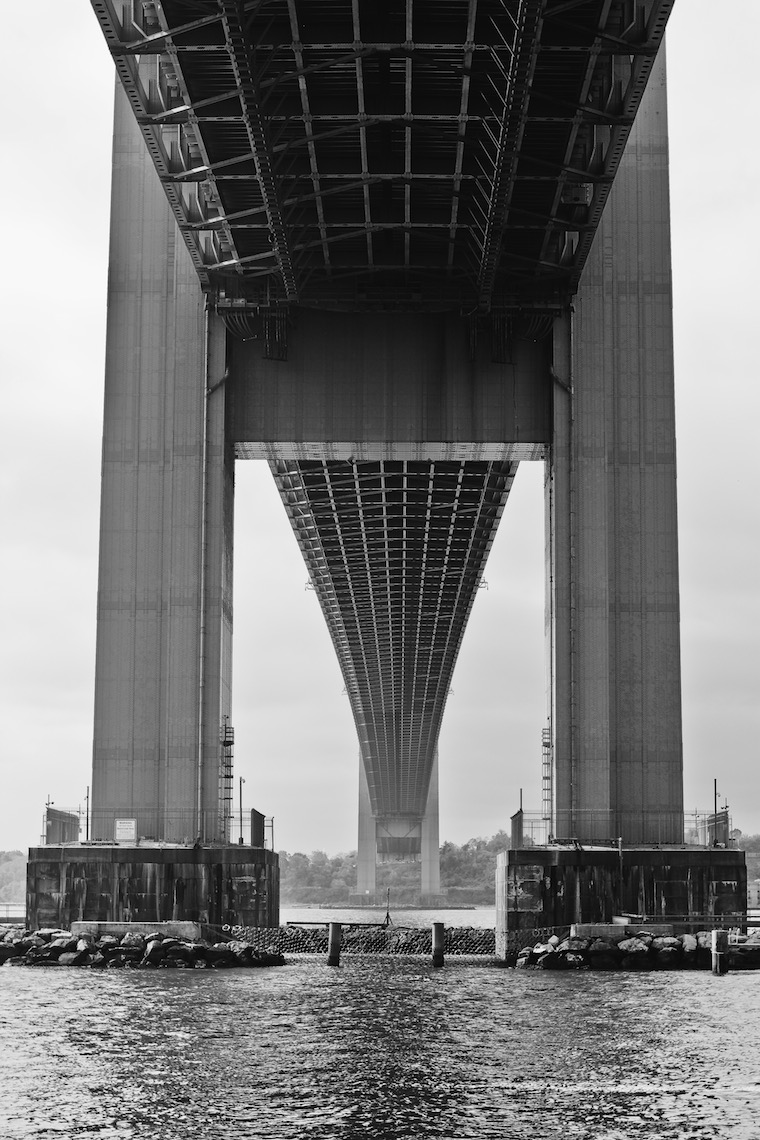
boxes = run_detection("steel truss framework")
[274,460,516,818]
[93,0,673,312]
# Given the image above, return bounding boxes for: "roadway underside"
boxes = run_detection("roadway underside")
[272,458,516,820]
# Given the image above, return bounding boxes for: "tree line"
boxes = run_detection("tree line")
[279,830,510,904]
[2,831,758,907]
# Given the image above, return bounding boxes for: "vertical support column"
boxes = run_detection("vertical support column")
[91,84,234,842]
[546,51,683,845]
[327,922,342,967]
[495,851,508,962]
[199,319,235,838]
[431,922,445,968]
[356,756,377,898]
[548,313,612,843]
[420,751,441,900]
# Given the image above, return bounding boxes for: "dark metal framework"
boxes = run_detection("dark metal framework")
[274,460,515,817]
[93,0,673,313]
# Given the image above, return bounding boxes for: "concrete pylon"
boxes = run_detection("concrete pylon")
[420,752,441,899]
[546,51,683,845]
[356,758,377,898]
[355,752,441,900]
[90,83,234,843]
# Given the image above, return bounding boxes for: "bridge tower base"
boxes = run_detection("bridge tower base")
[497,846,746,939]
[26,844,280,932]
[353,754,441,905]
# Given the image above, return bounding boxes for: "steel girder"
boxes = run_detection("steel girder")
[273,459,516,819]
[92,0,675,312]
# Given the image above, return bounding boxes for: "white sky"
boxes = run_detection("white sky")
[1,2,758,854]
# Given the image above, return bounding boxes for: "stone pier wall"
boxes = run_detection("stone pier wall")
[503,846,747,929]
[27,845,279,930]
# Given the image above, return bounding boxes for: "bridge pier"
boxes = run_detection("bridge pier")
[355,753,441,904]
[85,20,685,913]
[91,86,235,846]
[546,54,683,846]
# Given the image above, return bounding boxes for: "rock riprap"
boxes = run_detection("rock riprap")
[228,923,497,956]
[514,929,760,970]
[0,926,285,969]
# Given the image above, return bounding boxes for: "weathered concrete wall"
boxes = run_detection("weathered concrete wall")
[228,311,551,458]
[548,51,683,843]
[503,846,746,930]
[92,84,233,842]
[27,846,279,931]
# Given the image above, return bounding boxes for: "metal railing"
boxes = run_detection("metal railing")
[514,809,734,847]
[0,903,25,922]
[38,808,275,849]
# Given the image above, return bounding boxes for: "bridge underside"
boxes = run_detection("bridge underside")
[273,459,515,823]
[87,0,682,882]
[94,0,673,315]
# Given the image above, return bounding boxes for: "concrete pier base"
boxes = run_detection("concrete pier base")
[27,844,279,931]
[499,846,746,932]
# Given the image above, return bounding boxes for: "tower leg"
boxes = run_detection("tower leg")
[420,752,441,900]
[547,52,683,845]
[91,83,234,842]
[356,757,377,897]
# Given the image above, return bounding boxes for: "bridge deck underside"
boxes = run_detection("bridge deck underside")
[95,0,673,314]
[273,459,516,818]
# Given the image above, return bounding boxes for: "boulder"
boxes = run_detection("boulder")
[58,951,89,967]
[253,952,285,967]
[537,949,586,970]
[23,934,49,950]
[587,938,621,970]
[651,936,680,952]
[618,937,650,955]
[25,947,62,965]
[557,937,590,953]
[206,945,237,967]
[679,934,698,953]
[120,932,146,951]
[49,937,78,953]
[655,945,682,968]
[143,939,166,964]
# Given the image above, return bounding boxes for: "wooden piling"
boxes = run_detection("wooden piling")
[711,929,729,975]
[327,922,342,966]
[432,921,444,968]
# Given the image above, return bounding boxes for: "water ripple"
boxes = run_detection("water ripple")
[2,961,759,1139]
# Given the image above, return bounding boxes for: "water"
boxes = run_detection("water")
[281,906,496,928]
[2,961,759,1139]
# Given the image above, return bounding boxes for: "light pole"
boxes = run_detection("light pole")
[239,777,245,844]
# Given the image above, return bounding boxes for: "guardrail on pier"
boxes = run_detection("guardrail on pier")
[0,903,26,923]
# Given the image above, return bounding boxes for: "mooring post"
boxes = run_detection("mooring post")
[711,929,729,976]
[327,922,342,966]
[432,922,444,968]
[494,851,509,964]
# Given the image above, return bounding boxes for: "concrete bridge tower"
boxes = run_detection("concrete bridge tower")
[29,2,739,931]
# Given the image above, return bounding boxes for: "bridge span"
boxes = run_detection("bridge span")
[80,0,680,906]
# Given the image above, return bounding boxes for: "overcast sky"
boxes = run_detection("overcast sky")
[1,3,758,855]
